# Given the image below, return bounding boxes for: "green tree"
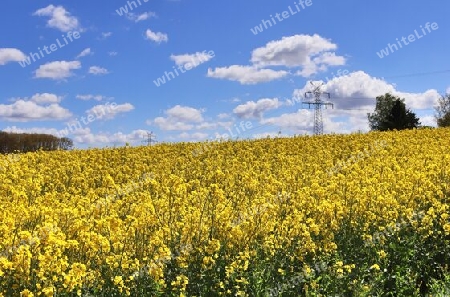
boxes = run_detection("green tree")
[368,93,420,131]
[0,132,73,154]
[368,93,397,131]
[435,94,450,127]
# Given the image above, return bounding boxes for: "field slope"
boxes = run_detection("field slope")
[1,129,450,296]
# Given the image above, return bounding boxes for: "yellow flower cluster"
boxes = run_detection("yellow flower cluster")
[0,128,449,295]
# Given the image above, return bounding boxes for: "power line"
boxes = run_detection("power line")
[382,69,450,79]
[337,108,373,111]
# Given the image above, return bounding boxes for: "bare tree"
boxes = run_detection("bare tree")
[435,94,450,127]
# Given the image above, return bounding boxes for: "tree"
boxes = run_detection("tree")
[0,132,73,154]
[435,94,450,127]
[368,93,420,131]
[368,93,397,131]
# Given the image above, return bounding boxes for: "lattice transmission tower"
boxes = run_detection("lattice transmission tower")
[142,131,157,146]
[303,82,334,135]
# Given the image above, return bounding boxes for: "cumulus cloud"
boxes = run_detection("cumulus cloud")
[208,34,344,84]
[233,98,282,119]
[293,71,440,110]
[207,65,288,84]
[177,132,209,141]
[33,5,80,32]
[76,94,111,101]
[217,113,230,119]
[0,48,26,65]
[86,103,134,120]
[35,60,81,80]
[30,93,62,104]
[71,129,150,145]
[419,115,436,127]
[261,109,313,131]
[88,66,109,75]
[9,93,62,104]
[265,70,440,134]
[0,100,71,122]
[251,34,345,77]
[165,105,204,122]
[149,105,204,131]
[252,132,282,139]
[145,29,168,44]
[3,126,61,136]
[171,51,214,68]
[195,121,233,131]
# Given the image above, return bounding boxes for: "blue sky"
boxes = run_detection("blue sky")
[0,0,449,148]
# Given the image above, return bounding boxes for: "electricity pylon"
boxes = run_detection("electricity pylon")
[303,82,333,135]
[142,131,157,146]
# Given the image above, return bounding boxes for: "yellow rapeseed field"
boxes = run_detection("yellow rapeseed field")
[1,128,449,296]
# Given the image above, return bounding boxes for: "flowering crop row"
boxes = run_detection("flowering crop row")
[1,129,449,296]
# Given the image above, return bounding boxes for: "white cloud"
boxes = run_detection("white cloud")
[292,71,393,110]
[0,100,71,122]
[170,51,214,68]
[261,109,314,132]
[149,105,204,131]
[76,48,92,59]
[217,113,230,119]
[194,121,233,131]
[35,60,81,80]
[207,65,288,84]
[76,94,111,101]
[419,115,436,127]
[251,34,338,67]
[166,105,204,122]
[30,93,62,104]
[0,48,26,65]
[33,5,80,32]
[252,132,281,139]
[100,32,112,39]
[89,66,109,75]
[72,129,150,145]
[127,11,156,22]
[268,70,442,135]
[11,93,62,104]
[251,34,345,77]
[293,71,439,110]
[207,34,345,84]
[3,126,61,136]
[3,127,156,147]
[399,90,440,110]
[108,51,118,57]
[145,29,168,44]
[152,119,193,131]
[446,87,450,94]
[177,132,209,141]
[233,98,282,119]
[86,103,134,120]
[195,122,218,130]
[324,109,370,133]
[313,52,346,66]
[3,126,232,146]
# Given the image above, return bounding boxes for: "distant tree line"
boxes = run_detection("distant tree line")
[0,132,73,154]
